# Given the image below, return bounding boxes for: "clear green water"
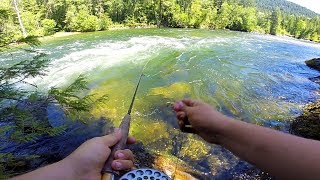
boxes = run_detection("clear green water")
[2,28,320,178]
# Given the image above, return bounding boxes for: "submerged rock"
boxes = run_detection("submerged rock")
[305,58,320,71]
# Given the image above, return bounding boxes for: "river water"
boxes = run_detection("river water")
[1,29,320,179]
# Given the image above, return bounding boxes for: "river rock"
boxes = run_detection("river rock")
[305,58,320,71]
[290,100,320,140]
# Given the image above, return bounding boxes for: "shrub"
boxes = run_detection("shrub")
[65,5,99,32]
[98,14,113,30]
[78,14,99,32]
[41,19,57,35]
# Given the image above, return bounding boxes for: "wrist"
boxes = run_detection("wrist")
[208,115,234,144]
[56,158,79,179]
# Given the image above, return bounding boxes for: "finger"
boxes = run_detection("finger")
[127,136,137,144]
[176,111,186,120]
[112,160,134,171]
[179,119,196,134]
[182,99,198,107]
[178,120,185,129]
[100,128,122,147]
[115,149,134,161]
[173,101,186,111]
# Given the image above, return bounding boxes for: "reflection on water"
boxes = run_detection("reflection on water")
[1,29,320,178]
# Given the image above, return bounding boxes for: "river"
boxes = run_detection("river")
[1,28,320,179]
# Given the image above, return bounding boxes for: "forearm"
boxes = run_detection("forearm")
[217,117,320,179]
[11,159,77,180]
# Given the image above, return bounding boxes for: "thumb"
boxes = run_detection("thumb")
[101,128,122,147]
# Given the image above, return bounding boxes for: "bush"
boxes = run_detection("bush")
[79,14,99,32]
[98,14,113,30]
[311,32,319,42]
[124,16,139,28]
[66,5,99,32]
[41,19,57,35]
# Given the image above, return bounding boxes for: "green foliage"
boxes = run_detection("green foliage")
[66,5,100,32]
[1,0,320,42]
[49,75,91,113]
[40,19,57,36]
[0,40,108,143]
[0,52,48,83]
[0,153,39,178]
[48,75,109,120]
[16,36,41,47]
[270,9,281,35]
[0,49,53,143]
[99,14,113,30]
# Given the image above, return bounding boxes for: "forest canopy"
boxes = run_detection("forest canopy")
[0,0,319,43]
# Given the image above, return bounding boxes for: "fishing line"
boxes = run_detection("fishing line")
[105,57,194,180]
[102,58,172,180]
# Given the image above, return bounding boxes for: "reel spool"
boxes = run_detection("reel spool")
[120,168,171,180]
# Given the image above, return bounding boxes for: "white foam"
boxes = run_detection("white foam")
[25,36,191,89]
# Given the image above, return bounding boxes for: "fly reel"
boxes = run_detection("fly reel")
[120,168,171,180]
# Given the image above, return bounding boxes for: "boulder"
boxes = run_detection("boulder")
[305,58,320,71]
[290,100,320,140]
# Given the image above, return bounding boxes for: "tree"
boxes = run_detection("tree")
[295,19,307,38]
[241,0,255,7]
[40,19,57,35]
[214,0,224,12]
[270,8,281,35]
[12,0,27,37]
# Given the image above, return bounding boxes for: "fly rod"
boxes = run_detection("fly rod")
[101,72,144,180]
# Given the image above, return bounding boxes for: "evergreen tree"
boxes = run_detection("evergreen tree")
[270,8,281,35]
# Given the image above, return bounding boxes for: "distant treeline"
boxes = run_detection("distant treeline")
[255,0,319,18]
[0,0,319,43]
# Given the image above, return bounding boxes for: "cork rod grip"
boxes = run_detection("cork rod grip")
[101,114,131,179]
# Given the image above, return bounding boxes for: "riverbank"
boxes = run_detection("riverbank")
[36,24,319,45]
[38,25,157,42]
[39,32,82,41]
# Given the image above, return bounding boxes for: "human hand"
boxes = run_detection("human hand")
[173,99,231,144]
[62,128,136,180]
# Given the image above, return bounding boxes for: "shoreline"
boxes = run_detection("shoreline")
[39,32,82,41]
[37,26,319,44]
